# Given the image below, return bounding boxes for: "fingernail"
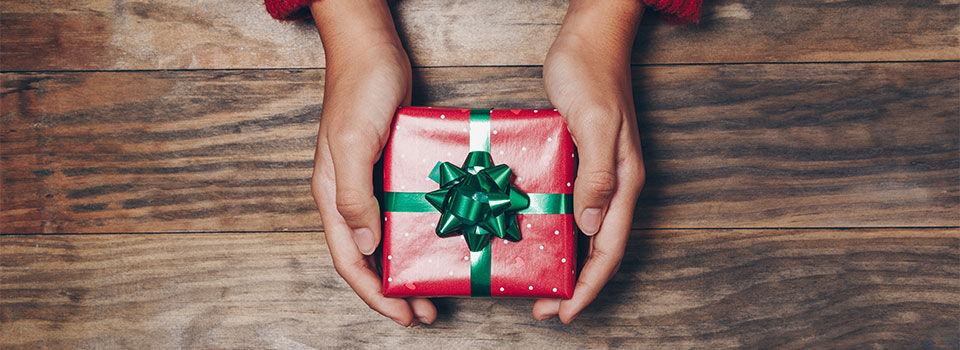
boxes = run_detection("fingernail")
[417,315,432,324]
[353,228,375,255]
[580,208,602,235]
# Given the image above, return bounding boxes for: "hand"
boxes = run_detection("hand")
[308,0,435,327]
[533,0,647,323]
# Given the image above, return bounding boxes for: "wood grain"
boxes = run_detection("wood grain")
[1,0,957,71]
[1,229,956,348]
[2,62,957,233]
[3,1,955,349]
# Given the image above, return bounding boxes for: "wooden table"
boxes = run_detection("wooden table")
[2,0,957,348]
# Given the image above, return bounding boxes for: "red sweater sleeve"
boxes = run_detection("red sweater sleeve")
[643,0,702,24]
[264,0,314,21]
[264,0,701,24]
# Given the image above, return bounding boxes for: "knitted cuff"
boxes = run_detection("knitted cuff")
[642,0,703,24]
[264,0,702,24]
[264,0,317,21]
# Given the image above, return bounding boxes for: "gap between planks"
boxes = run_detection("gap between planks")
[3,59,959,74]
[3,228,957,348]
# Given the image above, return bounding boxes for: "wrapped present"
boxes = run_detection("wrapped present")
[381,107,577,298]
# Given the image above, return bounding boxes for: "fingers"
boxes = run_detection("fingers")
[409,297,437,324]
[321,55,407,256]
[326,225,415,326]
[313,141,417,326]
[565,108,621,235]
[533,298,561,320]
[557,156,643,324]
[326,124,384,255]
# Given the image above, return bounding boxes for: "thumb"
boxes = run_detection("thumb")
[567,111,619,236]
[328,127,384,255]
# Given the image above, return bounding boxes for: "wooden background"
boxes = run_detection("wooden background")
[2,0,958,348]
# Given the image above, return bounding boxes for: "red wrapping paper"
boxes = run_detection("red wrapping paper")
[382,107,577,298]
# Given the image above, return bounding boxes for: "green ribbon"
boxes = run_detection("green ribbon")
[425,151,530,252]
[383,109,572,297]
[383,192,571,215]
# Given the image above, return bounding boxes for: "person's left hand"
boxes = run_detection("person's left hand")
[533,0,647,323]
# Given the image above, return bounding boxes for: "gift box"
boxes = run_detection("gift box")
[381,107,577,298]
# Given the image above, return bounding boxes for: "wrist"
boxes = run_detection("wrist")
[557,0,644,57]
[310,0,404,60]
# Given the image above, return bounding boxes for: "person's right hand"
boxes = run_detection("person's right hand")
[308,0,436,327]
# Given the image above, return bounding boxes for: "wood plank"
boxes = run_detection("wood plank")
[2,63,957,233]
[1,229,957,348]
[2,0,957,71]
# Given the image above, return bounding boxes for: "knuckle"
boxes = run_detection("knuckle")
[563,104,618,129]
[332,260,349,279]
[578,106,623,130]
[365,302,379,313]
[590,246,625,269]
[310,174,325,198]
[331,254,367,280]
[310,176,320,196]
[579,170,618,199]
[328,127,384,162]
[574,278,599,294]
[335,189,374,219]
[623,161,646,191]
[310,182,323,209]
[571,121,617,143]
[572,104,617,121]
[635,169,647,191]
[332,127,374,149]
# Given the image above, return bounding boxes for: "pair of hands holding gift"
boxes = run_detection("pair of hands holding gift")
[309,0,646,326]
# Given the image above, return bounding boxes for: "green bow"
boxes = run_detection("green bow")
[425,151,530,252]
